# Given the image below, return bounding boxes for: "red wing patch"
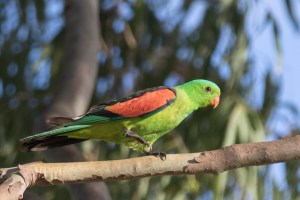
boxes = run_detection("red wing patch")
[105,89,175,117]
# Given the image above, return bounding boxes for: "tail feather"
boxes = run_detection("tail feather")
[20,136,86,152]
[20,125,91,152]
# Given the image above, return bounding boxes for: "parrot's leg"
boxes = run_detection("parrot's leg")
[125,129,150,147]
[124,129,166,160]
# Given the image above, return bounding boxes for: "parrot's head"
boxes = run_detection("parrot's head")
[181,79,221,109]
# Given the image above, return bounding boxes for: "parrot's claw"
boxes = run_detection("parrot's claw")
[124,129,150,147]
[145,151,166,160]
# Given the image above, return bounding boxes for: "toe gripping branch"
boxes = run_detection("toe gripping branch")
[145,151,166,160]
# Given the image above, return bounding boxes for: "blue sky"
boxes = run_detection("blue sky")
[249,0,300,135]
[249,0,300,196]
[274,0,300,132]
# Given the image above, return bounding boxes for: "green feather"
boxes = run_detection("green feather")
[20,125,91,142]
[72,115,123,125]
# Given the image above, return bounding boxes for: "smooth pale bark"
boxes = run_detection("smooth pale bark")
[1,135,300,200]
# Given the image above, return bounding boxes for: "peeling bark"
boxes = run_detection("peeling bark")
[1,135,300,199]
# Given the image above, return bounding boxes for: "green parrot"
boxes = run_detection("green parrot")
[20,79,220,157]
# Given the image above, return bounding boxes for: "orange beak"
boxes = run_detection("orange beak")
[210,95,220,109]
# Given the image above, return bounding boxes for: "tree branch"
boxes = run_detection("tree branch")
[1,135,300,199]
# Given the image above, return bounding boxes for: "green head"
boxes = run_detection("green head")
[178,79,221,109]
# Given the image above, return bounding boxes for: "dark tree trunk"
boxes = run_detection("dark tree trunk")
[33,0,111,199]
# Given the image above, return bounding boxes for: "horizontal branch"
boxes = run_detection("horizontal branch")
[1,135,300,199]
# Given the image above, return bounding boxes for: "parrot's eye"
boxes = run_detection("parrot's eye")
[205,86,211,92]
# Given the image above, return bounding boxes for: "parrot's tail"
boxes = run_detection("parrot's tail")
[20,125,90,152]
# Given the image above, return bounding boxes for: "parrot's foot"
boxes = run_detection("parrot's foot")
[125,129,150,147]
[145,151,166,160]
[124,129,166,159]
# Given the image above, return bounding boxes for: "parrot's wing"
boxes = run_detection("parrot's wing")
[48,86,176,126]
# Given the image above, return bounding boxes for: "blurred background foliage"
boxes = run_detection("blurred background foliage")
[1,0,300,199]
